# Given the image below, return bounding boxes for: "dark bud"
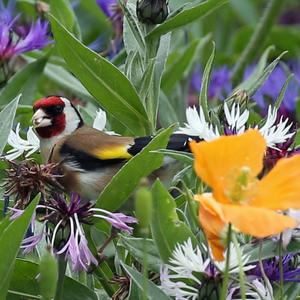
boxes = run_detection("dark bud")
[136,0,169,25]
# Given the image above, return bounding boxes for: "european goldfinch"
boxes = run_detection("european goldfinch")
[32,96,194,200]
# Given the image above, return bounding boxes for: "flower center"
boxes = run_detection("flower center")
[226,166,257,204]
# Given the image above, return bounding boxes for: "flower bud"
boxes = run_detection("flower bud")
[134,186,153,237]
[136,0,169,25]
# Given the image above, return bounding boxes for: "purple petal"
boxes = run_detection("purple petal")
[9,207,24,220]
[21,232,43,253]
[96,0,116,17]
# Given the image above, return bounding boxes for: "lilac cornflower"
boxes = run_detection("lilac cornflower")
[11,193,137,271]
[248,254,300,283]
[0,0,51,61]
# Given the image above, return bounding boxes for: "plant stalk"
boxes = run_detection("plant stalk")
[220,224,232,300]
[54,254,67,300]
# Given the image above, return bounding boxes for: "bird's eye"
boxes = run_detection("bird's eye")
[54,105,63,113]
[45,105,64,116]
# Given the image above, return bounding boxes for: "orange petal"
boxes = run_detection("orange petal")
[190,130,266,204]
[252,155,300,210]
[222,204,297,237]
[197,194,227,261]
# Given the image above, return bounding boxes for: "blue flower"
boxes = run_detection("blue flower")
[0,0,51,61]
[249,254,300,283]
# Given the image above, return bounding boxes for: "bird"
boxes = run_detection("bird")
[32,95,195,200]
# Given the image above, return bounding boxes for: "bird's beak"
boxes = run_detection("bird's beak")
[32,109,52,128]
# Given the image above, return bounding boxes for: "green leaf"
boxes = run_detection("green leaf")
[8,259,98,300]
[233,46,274,93]
[151,180,197,262]
[199,42,215,121]
[162,37,210,94]
[247,51,287,97]
[146,0,228,40]
[148,33,171,128]
[0,196,39,299]
[0,59,46,105]
[0,95,20,156]
[49,15,150,136]
[50,0,81,39]
[274,73,294,110]
[118,236,161,272]
[158,92,178,127]
[152,149,193,165]
[96,126,174,212]
[121,263,171,300]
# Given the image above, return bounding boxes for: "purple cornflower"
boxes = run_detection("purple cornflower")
[248,254,300,283]
[244,64,300,117]
[0,0,51,61]
[10,193,137,271]
[96,0,124,35]
[189,65,232,105]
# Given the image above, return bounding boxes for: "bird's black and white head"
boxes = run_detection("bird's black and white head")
[32,96,83,158]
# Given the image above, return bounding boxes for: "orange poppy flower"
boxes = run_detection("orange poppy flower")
[190,130,300,261]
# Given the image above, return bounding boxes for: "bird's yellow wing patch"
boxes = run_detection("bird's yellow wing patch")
[92,145,133,160]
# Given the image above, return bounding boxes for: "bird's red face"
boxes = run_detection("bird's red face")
[33,96,66,139]
[32,96,82,139]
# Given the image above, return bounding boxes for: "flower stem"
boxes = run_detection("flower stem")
[232,233,246,300]
[278,234,284,300]
[232,0,285,84]
[220,224,232,300]
[54,254,67,300]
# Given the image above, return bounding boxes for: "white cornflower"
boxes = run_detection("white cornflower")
[179,104,294,149]
[246,279,274,300]
[177,106,219,141]
[213,244,255,273]
[4,123,40,160]
[93,108,117,135]
[227,278,274,300]
[258,106,294,149]
[160,238,210,300]
[224,102,249,134]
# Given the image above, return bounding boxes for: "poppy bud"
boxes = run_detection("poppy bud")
[136,0,169,25]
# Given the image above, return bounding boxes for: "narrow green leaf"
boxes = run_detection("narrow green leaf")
[152,149,193,165]
[122,0,145,54]
[96,126,174,212]
[121,263,171,300]
[49,15,150,135]
[139,59,156,102]
[0,59,46,105]
[233,45,274,93]
[247,51,287,97]
[146,0,228,40]
[0,95,20,156]
[199,42,215,121]
[149,33,171,128]
[50,0,81,39]
[274,73,294,110]
[119,236,161,272]
[158,92,178,127]
[151,180,197,262]
[162,37,209,94]
[0,196,39,299]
